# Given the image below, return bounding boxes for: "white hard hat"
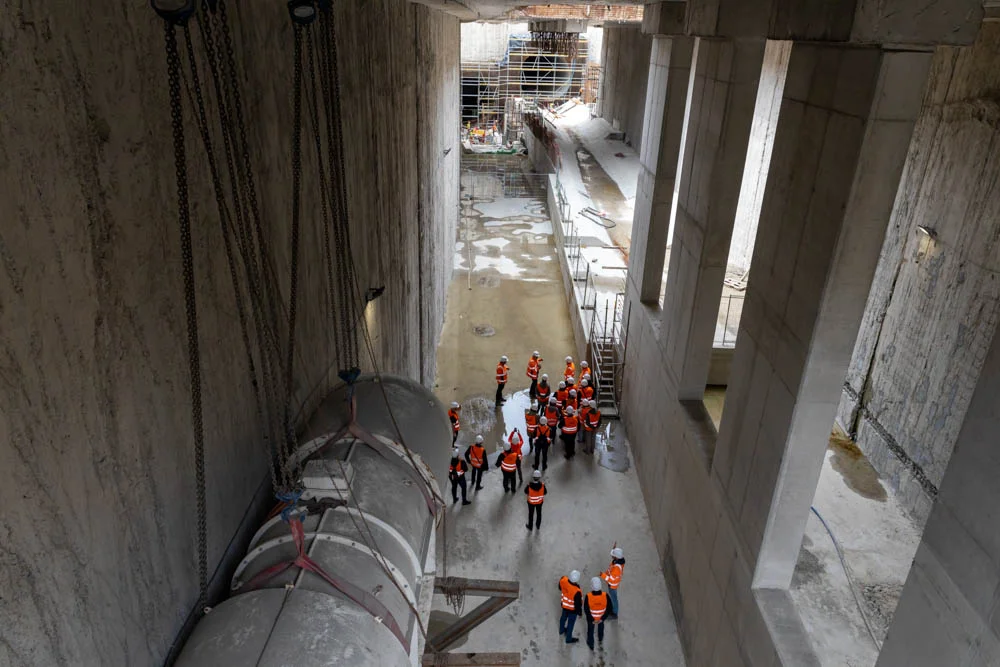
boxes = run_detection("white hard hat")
[541,373,549,381]
[565,356,573,363]
[476,435,484,443]
[539,416,548,425]
[532,350,540,357]
[559,381,566,389]
[500,355,508,363]
[567,377,575,385]
[569,570,581,584]
[503,441,511,451]
[452,447,460,458]
[569,389,577,396]
[581,379,589,387]
[590,400,598,408]
[532,469,541,479]
[451,401,460,409]
[548,396,556,404]
[591,577,602,592]
[581,361,589,368]
[566,406,575,415]
[611,547,624,559]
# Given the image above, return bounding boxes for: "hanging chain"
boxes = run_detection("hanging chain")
[164,19,209,611]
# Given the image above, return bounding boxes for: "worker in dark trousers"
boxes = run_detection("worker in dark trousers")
[447,401,461,444]
[560,406,579,458]
[585,577,609,651]
[464,435,488,491]
[533,416,552,470]
[495,441,519,494]
[558,570,583,644]
[508,428,525,487]
[526,351,541,400]
[449,448,471,505]
[523,469,546,530]
[601,547,625,619]
[535,373,552,408]
[495,355,509,408]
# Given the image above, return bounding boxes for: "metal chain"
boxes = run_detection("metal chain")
[164,19,208,611]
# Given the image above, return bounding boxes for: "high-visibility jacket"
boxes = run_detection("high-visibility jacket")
[508,432,524,455]
[559,576,582,612]
[555,389,568,408]
[536,424,551,444]
[579,405,591,427]
[525,412,538,436]
[581,386,594,401]
[496,363,508,384]
[466,444,485,468]
[586,409,601,431]
[526,358,540,379]
[566,394,579,412]
[526,482,546,505]
[536,383,551,401]
[564,362,575,380]
[602,560,624,589]
[499,451,519,472]
[579,369,592,385]
[544,406,560,427]
[586,591,608,622]
[561,415,579,435]
[448,460,467,480]
[448,408,460,433]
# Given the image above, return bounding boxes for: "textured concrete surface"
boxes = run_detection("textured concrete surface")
[598,25,653,150]
[836,23,1000,525]
[0,1,457,664]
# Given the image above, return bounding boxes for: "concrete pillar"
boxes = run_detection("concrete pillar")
[629,35,696,304]
[659,38,765,399]
[709,42,933,589]
[876,320,1000,664]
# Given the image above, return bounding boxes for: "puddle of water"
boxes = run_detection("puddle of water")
[474,197,545,219]
[595,421,631,472]
[829,429,887,502]
[472,238,511,250]
[509,221,553,236]
[474,255,524,277]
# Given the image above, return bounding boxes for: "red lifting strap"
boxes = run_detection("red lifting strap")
[242,518,408,650]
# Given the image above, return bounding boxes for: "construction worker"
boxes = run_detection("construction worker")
[578,400,591,445]
[564,356,575,382]
[583,400,601,454]
[495,355,509,408]
[525,410,538,450]
[464,435,488,491]
[495,441,520,494]
[579,360,591,386]
[448,402,461,444]
[584,577,609,650]
[543,397,560,441]
[448,448,471,505]
[523,469,546,530]
[561,406,579,458]
[601,547,625,619]
[535,373,552,406]
[554,381,568,409]
[567,388,579,413]
[558,570,583,644]
[508,428,526,487]
[526,351,542,399]
[534,416,552,470]
[580,378,594,403]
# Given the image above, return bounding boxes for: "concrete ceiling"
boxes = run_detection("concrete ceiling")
[411,0,645,22]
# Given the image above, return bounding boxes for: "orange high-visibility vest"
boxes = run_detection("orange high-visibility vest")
[580,369,591,385]
[544,406,560,425]
[508,432,523,455]
[586,409,601,431]
[567,395,578,412]
[501,451,519,472]
[468,445,485,468]
[564,362,575,380]
[579,405,591,426]
[448,408,460,432]
[536,424,551,441]
[562,415,579,434]
[525,412,538,436]
[555,389,568,407]
[602,561,623,589]
[496,363,508,384]
[527,483,545,505]
[587,592,608,622]
[536,383,551,401]
[559,576,580,610]
[526,358,540,379]
[449,461,467,476]
[581,386,594,401]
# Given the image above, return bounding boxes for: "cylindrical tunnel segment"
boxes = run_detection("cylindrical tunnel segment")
[177,375,449,667]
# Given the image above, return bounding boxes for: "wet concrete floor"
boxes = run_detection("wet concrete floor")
[430,155,685,666]
[567,128,633,258]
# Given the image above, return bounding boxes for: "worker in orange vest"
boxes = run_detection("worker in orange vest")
[448,401,461,444]
[495,355,509,408]
[567,388,579,413]
[464,435,488,491]
[579,360,591,386]
[533,416,552,470]
[554,381,568,409]
[526,351,542,400]
[601,547,625,619]
[584,577,609,650]
[583,400,601,454]
[448,447,471,505]
[494,441,520,493]
[578,400,591,446]
[508,429,526,487]
[535,373,552,407]
[543,397,560,438]
[580,378,594,402]
[523,469,547,530]
[563,356,575,382]
[560,406,579,458]
[525,411,538,450]
[558,570,583,643]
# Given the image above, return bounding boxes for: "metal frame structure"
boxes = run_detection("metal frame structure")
[423,577,521,664]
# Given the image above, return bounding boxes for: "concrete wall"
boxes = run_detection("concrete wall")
[835,23,1000,524]
[599,24,653,148]
[0,1,458,665]
[459,21,529,61]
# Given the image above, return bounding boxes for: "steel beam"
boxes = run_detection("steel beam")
[433,576,519,598]
[426,596,517,653]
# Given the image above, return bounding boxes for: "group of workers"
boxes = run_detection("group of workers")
[558,547,626,650]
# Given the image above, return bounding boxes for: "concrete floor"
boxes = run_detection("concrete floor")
[432,156,686,666]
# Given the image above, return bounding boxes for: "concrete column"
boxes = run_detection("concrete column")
[708,43,933,589]
[659,38,765,399]
[876,320,1000,664]
[629,35,696,304]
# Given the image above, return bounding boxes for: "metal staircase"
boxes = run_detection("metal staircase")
[589,291,629,419]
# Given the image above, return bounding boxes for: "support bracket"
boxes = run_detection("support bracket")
[424,577,520,655]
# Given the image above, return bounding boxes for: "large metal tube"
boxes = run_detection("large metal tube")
[176,375,448,667]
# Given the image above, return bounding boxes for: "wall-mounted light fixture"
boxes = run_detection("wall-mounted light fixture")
[287,0,317,24]
[365,286,386,303]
